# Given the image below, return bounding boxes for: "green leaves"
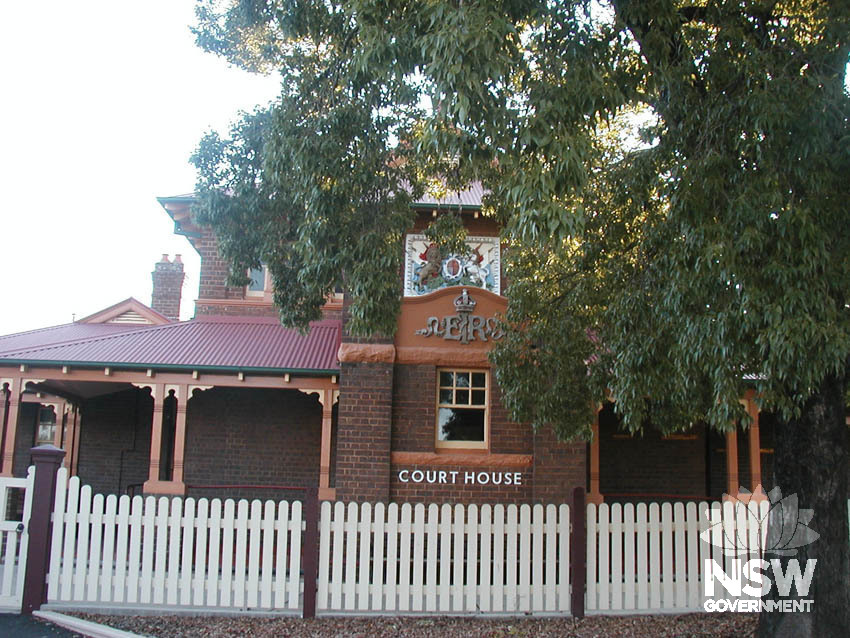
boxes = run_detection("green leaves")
[191,0,850,439]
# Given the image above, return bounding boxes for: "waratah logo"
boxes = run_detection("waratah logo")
[700,486,819,556]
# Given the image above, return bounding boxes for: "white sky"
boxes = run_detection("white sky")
[0,1,280,335]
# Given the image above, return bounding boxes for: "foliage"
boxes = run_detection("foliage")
[191,0,850,440]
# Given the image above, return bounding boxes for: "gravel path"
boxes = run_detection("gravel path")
[71,612,757,637]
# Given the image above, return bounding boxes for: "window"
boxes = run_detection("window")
[436,370,488,449]
[246,265,270,298]
[247,264,343,307]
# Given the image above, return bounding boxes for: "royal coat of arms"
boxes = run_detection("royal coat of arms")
[404,234,501,296]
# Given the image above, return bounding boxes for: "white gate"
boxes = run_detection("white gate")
[0,467,35,610]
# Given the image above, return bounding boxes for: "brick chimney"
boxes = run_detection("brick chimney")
[151,254,184,321]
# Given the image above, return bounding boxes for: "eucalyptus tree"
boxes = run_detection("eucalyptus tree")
[190,2,849,634]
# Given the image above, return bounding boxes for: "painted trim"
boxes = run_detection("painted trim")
[143,479,187,496]
[77,297,171,325]
[395,346,490,366]
[391,451,532,468]
[0,359,339,376]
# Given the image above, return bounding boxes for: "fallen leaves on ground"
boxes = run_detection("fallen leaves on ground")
[70,612,757,638]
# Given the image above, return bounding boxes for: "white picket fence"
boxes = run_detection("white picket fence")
[587,500,770,612]
[46,469,304,610]
[39,466,789,615]
[317,502,572,613]
[0,468,34,609]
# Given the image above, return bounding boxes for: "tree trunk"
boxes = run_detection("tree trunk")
[758,373,849,638]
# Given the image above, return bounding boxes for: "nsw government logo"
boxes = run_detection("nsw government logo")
[701,486,819,613]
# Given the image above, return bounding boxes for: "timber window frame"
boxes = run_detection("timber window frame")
[435,369,489,450]
[246,265,271,299]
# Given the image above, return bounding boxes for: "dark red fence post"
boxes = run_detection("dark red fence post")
[570,486,586,618]
[21,444,65,615]
[301,486,319,619]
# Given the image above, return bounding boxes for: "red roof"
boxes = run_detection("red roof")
[0,316,341,374]
[0,323,154,355]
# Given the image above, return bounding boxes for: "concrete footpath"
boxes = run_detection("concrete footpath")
[0,612,144,638]
[0,613,84,637]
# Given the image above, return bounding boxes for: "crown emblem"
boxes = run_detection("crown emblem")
[454,288,477,313]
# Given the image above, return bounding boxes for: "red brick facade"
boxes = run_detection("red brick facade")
[2,201,771,508]
[335,362,395,502]
[182,387,329,501]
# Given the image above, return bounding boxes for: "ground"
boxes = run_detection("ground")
[0,613,82,637]
[70,612,757,637]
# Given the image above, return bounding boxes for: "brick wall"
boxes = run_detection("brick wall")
[599,405,708,502]
[54,385,330,501]
[193,225,345,321]
[532,426,586,504]
[76,388,152,496]
[196,227,244,304]
[335,362,394,502]
[391,364,435,451]
[389,364,582,504]
[392,365,534,455]
[193,302,280,318]
[183,387,325,501]
[151,255,185,321]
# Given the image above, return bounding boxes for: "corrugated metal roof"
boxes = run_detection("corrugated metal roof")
[0,323,154,356]
[0,316,341,373]
[159,182,485,210]
[413,182,484,208]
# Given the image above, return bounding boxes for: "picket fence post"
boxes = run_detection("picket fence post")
[21,445,65,615]
[570,486,586,618]
[302,487,320,618]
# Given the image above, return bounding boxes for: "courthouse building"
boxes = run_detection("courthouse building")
[0,187,771,504]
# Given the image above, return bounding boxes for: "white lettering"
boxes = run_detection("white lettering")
[397,469,524,488]
[704,558,742,597]
[743,559,771,597]
[771,558,817,597]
